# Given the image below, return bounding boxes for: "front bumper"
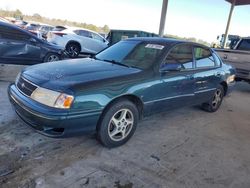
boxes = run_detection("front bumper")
[8,84,101,138]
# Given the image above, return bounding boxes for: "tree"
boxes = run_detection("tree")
[33,13,42,21]
[103,25,110,33]
[14,9,23,19]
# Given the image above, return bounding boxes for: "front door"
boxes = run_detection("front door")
[149,44,195,113]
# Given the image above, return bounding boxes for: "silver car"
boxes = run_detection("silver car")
[47,27,109,58]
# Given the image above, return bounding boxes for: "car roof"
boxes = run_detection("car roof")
[67,27,102,35]
[0,21,42,40]
[126,37,209,47]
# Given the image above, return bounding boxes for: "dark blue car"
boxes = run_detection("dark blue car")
[0,21,64,64]
[8,38,235,147]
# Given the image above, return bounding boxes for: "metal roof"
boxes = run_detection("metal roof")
[226,0,250,5]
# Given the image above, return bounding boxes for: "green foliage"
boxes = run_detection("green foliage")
[0,9,110,33]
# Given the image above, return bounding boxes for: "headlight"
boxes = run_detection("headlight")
[227,75,235,84]
[31,87,74,109]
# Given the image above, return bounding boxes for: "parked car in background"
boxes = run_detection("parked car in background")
[37,25,54,39]
[14,20,28,29]
[47,27,108,57]
[215,37,250,84]
[0,22,65,64]
[24,23,40,32]
[212,34,240,49]
[29,24,54,39]
[8,38,235,148]
[107,29,158,45]
[0,17,11,23]
[52,26,67,31]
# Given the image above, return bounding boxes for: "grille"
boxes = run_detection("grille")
[16,76,37,96]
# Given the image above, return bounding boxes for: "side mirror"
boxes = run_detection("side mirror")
[29,38,37,43]
[160,63,182,72]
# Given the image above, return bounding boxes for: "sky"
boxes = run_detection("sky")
[0,0,250,43]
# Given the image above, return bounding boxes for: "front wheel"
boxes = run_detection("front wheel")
[97,100,139,148]
[44,53,60,62]
[201,85,224,112]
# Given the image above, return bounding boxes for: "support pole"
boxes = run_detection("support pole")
[159,0,169,37]
[223,0,235,48]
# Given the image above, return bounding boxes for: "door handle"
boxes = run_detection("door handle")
[215,72,221,77]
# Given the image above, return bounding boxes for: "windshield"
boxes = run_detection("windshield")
[95,41,165,69]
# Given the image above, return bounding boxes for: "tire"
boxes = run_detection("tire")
[44,53,60,62]
[66,43,80,58]
[97,100,139,148]
[201,85,224,112]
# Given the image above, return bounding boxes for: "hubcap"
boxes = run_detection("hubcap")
[68,46,79,57]
[212,89,222,108]
[108,108,134,142]
[47,54,59,62]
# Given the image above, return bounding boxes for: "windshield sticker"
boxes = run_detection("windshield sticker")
[145,44,164,50]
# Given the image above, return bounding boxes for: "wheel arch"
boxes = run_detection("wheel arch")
[96,94,144,130]
[66,40,81,51]
[220,81,228,96]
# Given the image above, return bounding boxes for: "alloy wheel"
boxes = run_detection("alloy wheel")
[67,45,79,57]
[212,89,222,108]
[47,54,59,62]
[108,108,134,142]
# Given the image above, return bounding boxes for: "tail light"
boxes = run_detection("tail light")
[53,32,67,37]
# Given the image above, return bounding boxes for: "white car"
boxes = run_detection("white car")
[47,27,109,57]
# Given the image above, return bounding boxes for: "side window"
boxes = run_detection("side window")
[237,39,250,51]
[162,44,193,70]
[74,30,91,38]
[0,25,30,41]
[194,47,215,68]
[91,32,104,42]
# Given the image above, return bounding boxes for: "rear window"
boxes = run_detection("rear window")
[53,26,67,31]
[0,25,30,41]
[194,47,216,68]
[74,30,91,38]
[237,39,250,51]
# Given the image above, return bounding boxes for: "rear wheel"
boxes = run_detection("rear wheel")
[201,85,224,112]
[66,43,80,58]
[97,100,139,148]
[44,53,60,62]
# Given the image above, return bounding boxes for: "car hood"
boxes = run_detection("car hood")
[22,58,141,92]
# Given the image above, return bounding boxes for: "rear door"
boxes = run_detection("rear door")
[193,46,221,103]
[0,25,41,64]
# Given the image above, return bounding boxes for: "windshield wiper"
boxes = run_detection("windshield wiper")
[101,59,130,68]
